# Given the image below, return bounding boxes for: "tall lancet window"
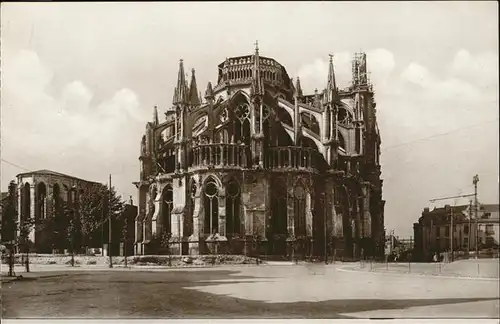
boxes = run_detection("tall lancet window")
[203,178,219,235]
[293,180,307,237]
[37,182,47,220]
[161,185,173,234]
[271,178,287,235]
[225,179,241,236]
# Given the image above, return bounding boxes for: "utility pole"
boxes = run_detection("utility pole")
[429,192,475,262]
[473,175,479,257]
[450,206,454,262]
[468,200,472,252]
[324,195,328,264]
[109,174,113,268]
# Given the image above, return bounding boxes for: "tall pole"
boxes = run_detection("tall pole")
[468,200,472,252]
[473,175,479,258]
[450,206,454,262]
[109,174,113,268]
[324,195,327,264]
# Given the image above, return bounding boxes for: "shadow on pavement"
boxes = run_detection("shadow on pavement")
[2,269,499,319]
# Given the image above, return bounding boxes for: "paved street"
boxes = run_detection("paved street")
[2,262,499,319]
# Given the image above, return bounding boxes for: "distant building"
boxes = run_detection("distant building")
[413,203,499,261]
[16,169,100,253]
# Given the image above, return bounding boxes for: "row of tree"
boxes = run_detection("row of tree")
[1,180,129,273]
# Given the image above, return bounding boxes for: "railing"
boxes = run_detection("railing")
[190,143,249,169]
[265,146,319,171]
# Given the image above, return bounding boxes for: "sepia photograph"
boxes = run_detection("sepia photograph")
[0,2,498,323]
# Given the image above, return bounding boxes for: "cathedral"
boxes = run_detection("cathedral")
[134,45,385,260]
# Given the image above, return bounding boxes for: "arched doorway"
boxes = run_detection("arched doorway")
[161,185,173,235]
[203,178,219,235]
[271,178,287,255]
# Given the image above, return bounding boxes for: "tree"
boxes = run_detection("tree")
[1,181,18,276]
[77,183,124,253]
[19,217,35,272]
[43,192,67,253]
[65,201,79,266]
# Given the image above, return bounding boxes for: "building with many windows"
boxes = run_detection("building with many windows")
[413,203,499,261]
[134,45,385,259]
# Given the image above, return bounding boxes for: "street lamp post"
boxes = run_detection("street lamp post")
[70,185,77,267]
[108,174,113,268]
[473,175,479,258]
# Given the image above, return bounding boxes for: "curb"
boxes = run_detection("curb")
[337,267,500,281]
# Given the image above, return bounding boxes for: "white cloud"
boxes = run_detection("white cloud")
[401,62,434,88]
[450,49,499,90]
[296,48,396,94]
[60,81,93,114]
[1,50,147,195]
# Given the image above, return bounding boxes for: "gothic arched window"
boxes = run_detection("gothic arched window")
[21,183,31,223]
[161,185,173,234]
[271,178,287,236]
[234,103,251,145]
[293,181,307,237]
[37,182,47,221]
[226,179,241,236]
[203,178,219,235]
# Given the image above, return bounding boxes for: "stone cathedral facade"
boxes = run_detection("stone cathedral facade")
[134,46,385,259]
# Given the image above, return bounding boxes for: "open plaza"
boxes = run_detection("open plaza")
[2,258,498,319]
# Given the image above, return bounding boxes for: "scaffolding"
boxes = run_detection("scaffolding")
[352,52,370,89]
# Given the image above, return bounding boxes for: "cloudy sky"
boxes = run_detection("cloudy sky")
[1,2,498,237]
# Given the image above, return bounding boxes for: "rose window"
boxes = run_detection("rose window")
[235,104,250,121]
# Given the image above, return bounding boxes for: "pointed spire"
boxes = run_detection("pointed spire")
[313,88,321,108]
[173,59,189,105]
[251,40,263,97]
[204,81,214,102]
[153,105,159,125]
[326,54,338,102]
[189,68,200,105]
[295,77,303,98]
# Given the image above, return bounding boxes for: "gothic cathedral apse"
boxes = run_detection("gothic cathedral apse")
[134,45,385,260]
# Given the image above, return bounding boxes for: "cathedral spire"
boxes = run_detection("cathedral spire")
[251,40,263,97]
[204,81,214,103]
[326,54,338,102]
[189,68,200,105]
[172,59,189,105]
[153,105,159,125]
[295,76,303,98]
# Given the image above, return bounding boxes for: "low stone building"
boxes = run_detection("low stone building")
[16,169,100,253]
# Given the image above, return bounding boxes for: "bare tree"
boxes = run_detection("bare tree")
[19,218,35,272]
